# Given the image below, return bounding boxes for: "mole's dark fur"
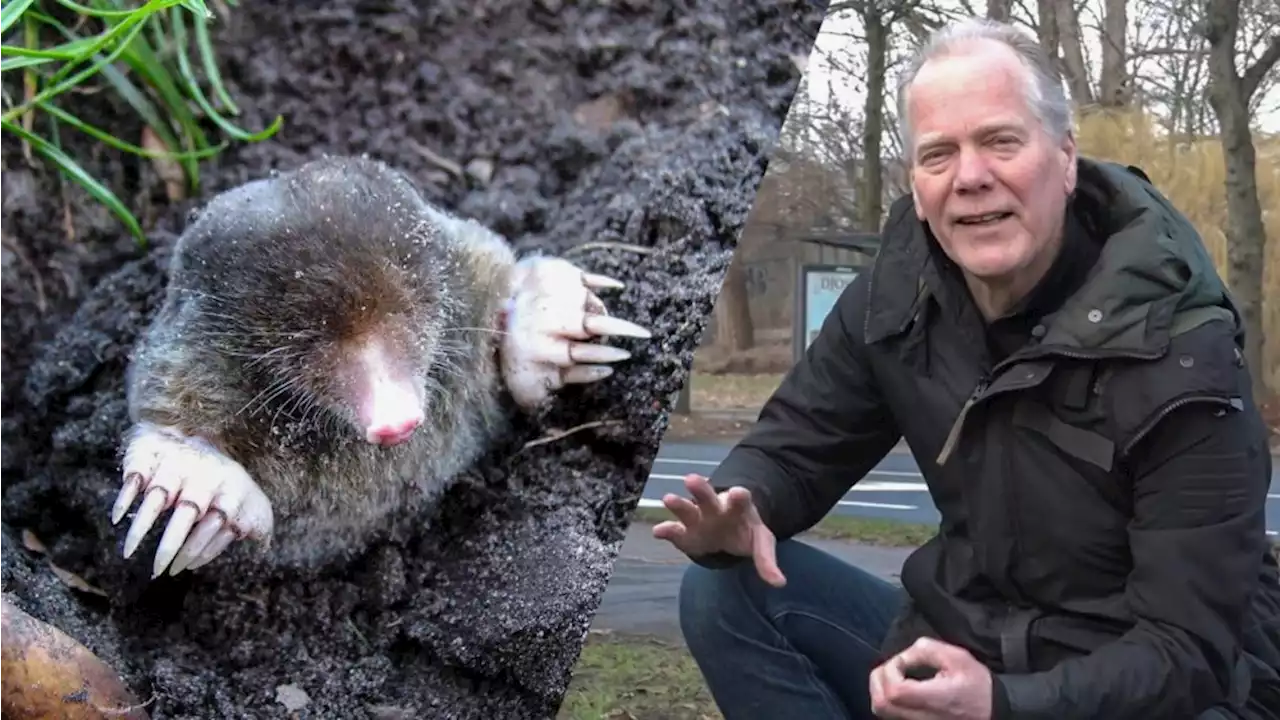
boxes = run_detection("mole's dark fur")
[125,156,521,569]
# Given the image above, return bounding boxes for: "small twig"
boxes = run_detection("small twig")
[61,183,77,242]
[407,139,464,178]
[521,419,624,450]
[563,241,655,258]
[94,691,159,716]
[346,616,369,647]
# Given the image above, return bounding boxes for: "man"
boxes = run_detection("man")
[654,17,1280,720]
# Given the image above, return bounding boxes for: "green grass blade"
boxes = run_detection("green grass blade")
[3,6,166,122]
[95,60,203,180]
[0,0,36,36]
[179,0,210,18]
[1,37,101,59]
[171,6,282,143]
[39,100,227,161]
[2,118,147,246]
[1,55,57,71]
[49,0,148,20]
[192,11,237,114]
[34,8,211,183]
[103,14,215,154]
[41,0,180,87]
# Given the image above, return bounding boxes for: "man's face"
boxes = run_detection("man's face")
[906,41,1077,283]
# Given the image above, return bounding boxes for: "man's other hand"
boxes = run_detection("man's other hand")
[651,473,786,588]
[869,637,993,720]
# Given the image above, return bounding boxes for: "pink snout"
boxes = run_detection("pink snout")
[365,414,423,446]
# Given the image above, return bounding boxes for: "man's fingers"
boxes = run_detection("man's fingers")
[724,486,754,515]
[897,637,965,671]
[869,664,889,714]
[683,473,722,510]
[651,520,687,544]
[870,658,936,718]
[874,641,960,714]
[663,493,703,528]
[751,524,786,588]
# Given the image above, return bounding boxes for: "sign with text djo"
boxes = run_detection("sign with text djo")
[794,264,860,363]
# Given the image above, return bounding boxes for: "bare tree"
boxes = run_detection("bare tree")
[1202,0,1280,402]
[1054,0,1097,105]
[1098,0,1130,106]
[714,256,756,353]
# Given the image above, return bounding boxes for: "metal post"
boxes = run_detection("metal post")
[673,382,692,415]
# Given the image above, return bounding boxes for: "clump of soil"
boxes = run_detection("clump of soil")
[0,1,827,718]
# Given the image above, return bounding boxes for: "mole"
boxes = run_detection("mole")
[108,155,653,578]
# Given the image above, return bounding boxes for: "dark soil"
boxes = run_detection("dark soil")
[0,2,828,718]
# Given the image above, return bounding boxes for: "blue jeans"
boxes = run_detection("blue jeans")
[678,540,907,720]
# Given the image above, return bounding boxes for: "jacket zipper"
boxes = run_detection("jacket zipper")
[1119,394,1237,456]
[936,373,991,465]
[934,344,1157,467]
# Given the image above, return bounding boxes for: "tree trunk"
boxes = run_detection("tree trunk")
[715,256,755,352]
[1035,0,1060,71]
[861,3,886,231]
[987,0,1012,22]
[1202,0,1280,404]
[1098,0,1128,107]
[1053,0,1096,108]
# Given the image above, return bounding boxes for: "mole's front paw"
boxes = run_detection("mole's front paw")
[500,255,652,410]
[111,422,274,578]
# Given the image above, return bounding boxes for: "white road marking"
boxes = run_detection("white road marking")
[655,462,1280,499]
[647,473,929,490]
[652,457,924,479]
[635,495,916,512]
[650,458,720,467]
[837,500,919,510]
[649,458,1280,532]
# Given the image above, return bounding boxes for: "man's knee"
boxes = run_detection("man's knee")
[678,561,749,648]
[678,562,733,623]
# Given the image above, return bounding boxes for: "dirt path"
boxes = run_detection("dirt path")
[0,3,827,719]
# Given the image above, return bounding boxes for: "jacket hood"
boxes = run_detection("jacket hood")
[866,156,1240,358]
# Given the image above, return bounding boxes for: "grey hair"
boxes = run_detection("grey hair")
[895,17,1073,160]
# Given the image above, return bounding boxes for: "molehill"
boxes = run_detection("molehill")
[0,1,826,718]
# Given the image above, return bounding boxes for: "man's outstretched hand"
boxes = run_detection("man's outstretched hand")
[651,473,786,588]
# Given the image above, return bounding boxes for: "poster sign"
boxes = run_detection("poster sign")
[794,264,860,361]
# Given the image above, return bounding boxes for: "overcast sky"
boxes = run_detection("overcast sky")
[803,1,1280,137]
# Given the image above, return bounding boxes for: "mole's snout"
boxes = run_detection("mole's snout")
[366,414,423,446]
[347,337,426,448]
[360,386,425,447]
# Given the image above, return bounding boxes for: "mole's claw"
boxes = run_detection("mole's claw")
[562,365,615,384]
[154,504,199,577]
[582,272,625,290]
[111,474,143,525]
[569,343,632,364]
[114,421,274,579]
[168,512,225,575]
[501,255,653,410]
[123,487,169,559]
[583,315,651,339]
[186,527,238,571]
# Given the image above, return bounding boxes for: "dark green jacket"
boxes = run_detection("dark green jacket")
[711,158,1280,719]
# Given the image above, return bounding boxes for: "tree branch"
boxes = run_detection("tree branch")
[1241,33,1280,99]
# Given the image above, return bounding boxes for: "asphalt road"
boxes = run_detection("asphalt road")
[638,440,1280,536]
[594,441,1280,637]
